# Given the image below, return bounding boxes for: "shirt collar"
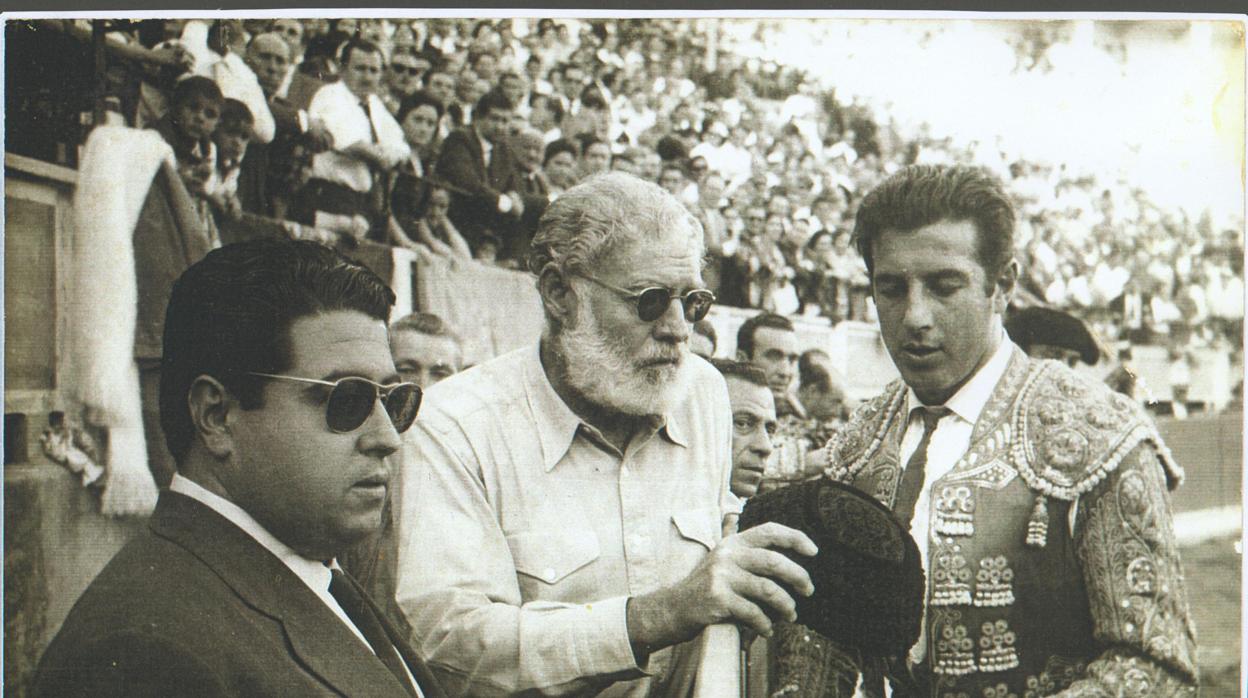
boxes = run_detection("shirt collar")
[169,473,333,591]
[906,324,1015,425]
[521,343,688,472]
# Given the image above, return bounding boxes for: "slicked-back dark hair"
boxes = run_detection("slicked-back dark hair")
[159,239,395,464]
[710,358,768,388]
[852,164,1015,291]
[736,312,795,360]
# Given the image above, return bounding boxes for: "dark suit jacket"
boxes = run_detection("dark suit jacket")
[433,127,522,253]
[32,491,445,698]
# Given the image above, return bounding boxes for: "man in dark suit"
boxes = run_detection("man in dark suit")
[434,89,524,254]
[33,239,444,698]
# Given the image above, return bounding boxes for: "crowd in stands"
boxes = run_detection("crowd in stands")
[44,16,1246,362]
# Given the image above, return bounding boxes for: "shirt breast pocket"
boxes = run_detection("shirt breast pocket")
[508,529,601,601]
[671,508,721,551]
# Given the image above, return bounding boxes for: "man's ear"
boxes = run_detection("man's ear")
[537,264,577,328]
[993,259,1019,315]
[187,375,238,460]
[735,349,749,362]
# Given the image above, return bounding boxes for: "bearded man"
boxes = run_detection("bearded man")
[395,172,817,696]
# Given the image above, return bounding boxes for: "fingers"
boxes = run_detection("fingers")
[736,547,815,599]
[736,521,819,558]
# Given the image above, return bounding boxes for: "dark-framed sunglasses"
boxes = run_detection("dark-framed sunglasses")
[579,274,715,322]
[246,372,422,434]
[390,63,426,76]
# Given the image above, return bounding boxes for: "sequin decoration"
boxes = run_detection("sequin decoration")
[1025,494,1049,548]
[981,683,1018,698]
[973,556,1016,607]
[934,484,976,536]
[978,619,1020,672]
[932,550,973,606]
[932,610,976,676]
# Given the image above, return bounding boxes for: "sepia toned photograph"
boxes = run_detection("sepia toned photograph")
[3,11,1243,697]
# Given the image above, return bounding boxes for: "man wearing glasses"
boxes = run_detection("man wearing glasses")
[396,172,816,696]
[385,49,432,117]
[33,240,443,697]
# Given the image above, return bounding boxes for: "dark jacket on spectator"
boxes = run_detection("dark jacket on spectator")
[434,127,521,253]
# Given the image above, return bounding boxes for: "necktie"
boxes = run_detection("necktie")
[893,406,949,524]
[328,568,418,697]
[360,98,379,143]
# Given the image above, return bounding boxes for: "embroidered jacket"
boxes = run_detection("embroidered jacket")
[771,349,1198,697]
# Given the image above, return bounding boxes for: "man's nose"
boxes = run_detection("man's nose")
[357,397,402,459]
[652,297,690,344]
[751,429,773,459]
[903,286,935,332]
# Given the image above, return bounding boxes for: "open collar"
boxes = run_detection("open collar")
[906,325,1016,426]
[521,343,687,472]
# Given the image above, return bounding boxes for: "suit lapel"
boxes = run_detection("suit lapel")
[149,492,423,697]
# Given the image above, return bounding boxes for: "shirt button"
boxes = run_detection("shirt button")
[543,568,557,582]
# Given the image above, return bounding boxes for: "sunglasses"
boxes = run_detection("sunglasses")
[579,275,715,322]
[247,372,422,434]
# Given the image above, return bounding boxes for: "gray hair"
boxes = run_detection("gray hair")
[527,172,705,279]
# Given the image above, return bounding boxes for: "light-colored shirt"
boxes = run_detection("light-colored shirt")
[169,475,424,697]
[308,81,410,193]
[396,344,737,696]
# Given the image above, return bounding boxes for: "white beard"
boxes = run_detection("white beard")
[556,297,692,417]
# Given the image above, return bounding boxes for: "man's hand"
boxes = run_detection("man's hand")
[304,117,333,152]
[625,522,816,658]
[506,191,525,218]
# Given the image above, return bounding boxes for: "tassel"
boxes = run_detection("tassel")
[1026,494,1049,548]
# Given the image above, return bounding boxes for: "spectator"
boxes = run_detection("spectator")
[505,126,553,262]
[410,185,473,261]
[657,163,686,198]
[529,92,564,143]
[390,312,464,388]
[445,67,480,128]
[710,358,777,500]
[151,75,223,164]
[434,89,524,254]
[304,38,409,242]
[577,135,612,179]
[736,313,826,491]
[542,138,579,195]
[389,90,444,253]
[383,48,431,116]
[205,98,252,224]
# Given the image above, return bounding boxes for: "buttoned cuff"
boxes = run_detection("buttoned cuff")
[582,596,653,677]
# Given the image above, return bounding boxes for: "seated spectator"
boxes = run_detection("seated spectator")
[410,185,473,261]
[173,150,221,250]
[203,20,275,146]
[434,89,525,254]
[202,99,252,230]
[657,163,687,198]
[389,90,444,251]
[265,134,317,224]
[306,38,410,243]
[383,47,431,116]
[506,126,553,262]
[796,349,849,425]
[577,134,611,179]
[542,138,579,195]
[151,75,223,163]
[609,149,638,175]
[529,92,564,144]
